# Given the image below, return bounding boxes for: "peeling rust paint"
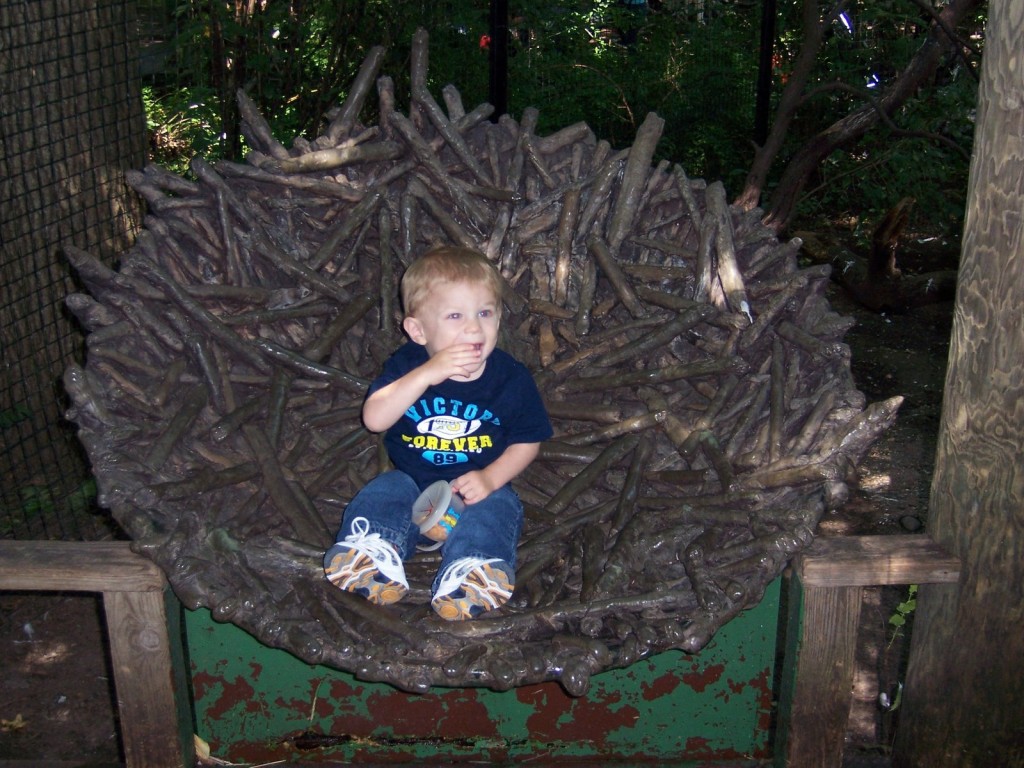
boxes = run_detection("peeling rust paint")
[681,661,726,693]
[361,687,502,740]
[517,682,640,745]
[641,670,684,701]
[683,734,750,761]
[186,578,782,764]
[192,669,260,722]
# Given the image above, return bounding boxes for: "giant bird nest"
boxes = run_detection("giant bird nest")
[64,32,900,695]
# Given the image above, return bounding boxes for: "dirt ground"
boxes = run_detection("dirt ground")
[0,234,956,766]
[0,592,122,765]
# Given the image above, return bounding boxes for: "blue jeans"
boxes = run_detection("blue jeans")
[336,471,522,593]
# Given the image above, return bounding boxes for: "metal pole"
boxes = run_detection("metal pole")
[489,0,509,120]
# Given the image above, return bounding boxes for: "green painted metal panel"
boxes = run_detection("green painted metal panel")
[188,578,780,765]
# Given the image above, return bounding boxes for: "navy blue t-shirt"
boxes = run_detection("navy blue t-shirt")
[368,342,553,488]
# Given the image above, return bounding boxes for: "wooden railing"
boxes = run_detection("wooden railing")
[776,535,961,767]
[0,534,960,768]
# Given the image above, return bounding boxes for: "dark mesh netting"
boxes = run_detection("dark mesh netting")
[1,0,145,541]
[64,32,899,695]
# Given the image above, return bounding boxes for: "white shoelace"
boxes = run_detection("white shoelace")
[343,517,407,586]
[435,557,509,606]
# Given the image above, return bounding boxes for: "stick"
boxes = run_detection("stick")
[441,83,465,121]
[790,390,837,455]
[607,112,664,251]
[209,396,265,442]
[561,356,748,394]
[310,189,385,270]
[776,319,849,361]
[146,384,207,470]
[152,358,187,408]
[185,332,228,414]
[407,176,480,249]
[610,438,652,536]
[274,141,403,175]
[682,533,731,614]
[738,271,809,351]
[535,122,596,154]
[413,82,492,186]
[574,253,598,336]
[538,441,603,464]
[215,188,249,286]
[243,229,358,304]
[592,305,715,368]
[237,88,289,159]
[543,401,623,424]
[131,258,268,371]
[242,424,331,545]
[705,181,751,322]
[673,164,703,229]
[388,111,490,226]
[545,434,640,514]
[250,338,369,392]
[699,431,735,492]
[575,148,625,242]
[217,160,363,201]
[324,46,386,145]
[768,337,786,463]
[586,235,646,318]
[399,185,417,261]
[578,523,608,603]
[692,205,717,304]
[554,186,581,305]
[562,410,666,446]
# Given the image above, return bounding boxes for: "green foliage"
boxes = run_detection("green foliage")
[2,478,97,537]
[791,66,976,238]
[67,478,99,517]
[19,484,56,519]
[143,85,222,174]
[500,0,759,188]
[0,403,32,429]
[888,584,918,647]
[772,0,980,236]
[140,0,980,237]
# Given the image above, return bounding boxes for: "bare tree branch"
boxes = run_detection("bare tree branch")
[800,81,972,160]
[735,0,984,233]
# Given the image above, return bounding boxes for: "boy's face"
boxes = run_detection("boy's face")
[403,280,500,381]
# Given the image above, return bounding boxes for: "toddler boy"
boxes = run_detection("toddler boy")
[324,246,552,620]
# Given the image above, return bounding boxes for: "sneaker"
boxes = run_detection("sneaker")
[431,557,514,620]
[324,517,408,605]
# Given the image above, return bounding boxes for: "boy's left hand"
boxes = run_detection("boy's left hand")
[451,471,496,505]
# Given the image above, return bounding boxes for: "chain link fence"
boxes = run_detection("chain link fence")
[1,0,146,541]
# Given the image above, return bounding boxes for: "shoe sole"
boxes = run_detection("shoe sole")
[432,563,513,620]
[325,549,407,605]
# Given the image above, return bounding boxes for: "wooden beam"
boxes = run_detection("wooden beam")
[778,581,863,768]
[0,540,165,592]
[794,534,961,588]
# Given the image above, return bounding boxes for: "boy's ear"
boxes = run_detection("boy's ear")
[403,316,427,345]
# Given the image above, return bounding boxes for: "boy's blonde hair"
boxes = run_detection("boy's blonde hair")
[401,246,503,317]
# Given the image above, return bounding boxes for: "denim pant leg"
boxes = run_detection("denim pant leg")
[432,484,523,593]
[339,470,421,560]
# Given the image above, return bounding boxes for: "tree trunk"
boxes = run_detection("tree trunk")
[892,0,1024,763]
[733,0,832,214]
